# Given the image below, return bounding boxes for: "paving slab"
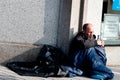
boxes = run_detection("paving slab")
[0,65,93,80]
[0,65,120,80]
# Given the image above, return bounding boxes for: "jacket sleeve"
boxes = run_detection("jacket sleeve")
[76,35,97,49]
[68,33,97,55]
[83,38,97,49]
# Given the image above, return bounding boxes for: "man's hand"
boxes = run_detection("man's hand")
[97,40,104,47]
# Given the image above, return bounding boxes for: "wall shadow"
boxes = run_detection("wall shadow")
[1,45,42,65]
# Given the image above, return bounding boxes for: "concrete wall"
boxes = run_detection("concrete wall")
[83,0,103,35]
[0,0,60,46]
[105,46,120,66]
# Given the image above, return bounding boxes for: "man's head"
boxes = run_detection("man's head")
[82,23,94,38]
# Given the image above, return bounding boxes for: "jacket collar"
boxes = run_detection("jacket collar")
[78,32,96,40]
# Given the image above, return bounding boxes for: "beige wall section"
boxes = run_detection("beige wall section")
[83,0,103,36]
[70,0,81,39]
[105,46,120,66]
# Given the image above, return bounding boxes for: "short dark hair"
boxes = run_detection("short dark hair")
[83,23,89,31]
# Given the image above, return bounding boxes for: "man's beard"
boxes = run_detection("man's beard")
[88,35,93,39]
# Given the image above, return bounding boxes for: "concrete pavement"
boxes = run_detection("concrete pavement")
[0,65,119,80]
[109,66,120,80]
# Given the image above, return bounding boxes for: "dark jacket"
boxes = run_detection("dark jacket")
[69,32,97,55]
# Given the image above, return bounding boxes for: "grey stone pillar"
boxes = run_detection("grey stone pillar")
[57,0,82,54]
[57,0,72,54]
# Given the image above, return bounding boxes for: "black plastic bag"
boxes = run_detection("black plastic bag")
[6,45,68,77]
[36,45,67,66]
[7,61,59,77]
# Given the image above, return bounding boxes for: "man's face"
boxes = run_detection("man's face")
[84,24,94,38]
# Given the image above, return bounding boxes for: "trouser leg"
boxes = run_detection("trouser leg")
[94,46,107,65]
[85,47,114,79]
[71,47,114,79]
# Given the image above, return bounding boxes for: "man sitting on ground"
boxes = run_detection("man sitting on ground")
[67,23,114,80]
